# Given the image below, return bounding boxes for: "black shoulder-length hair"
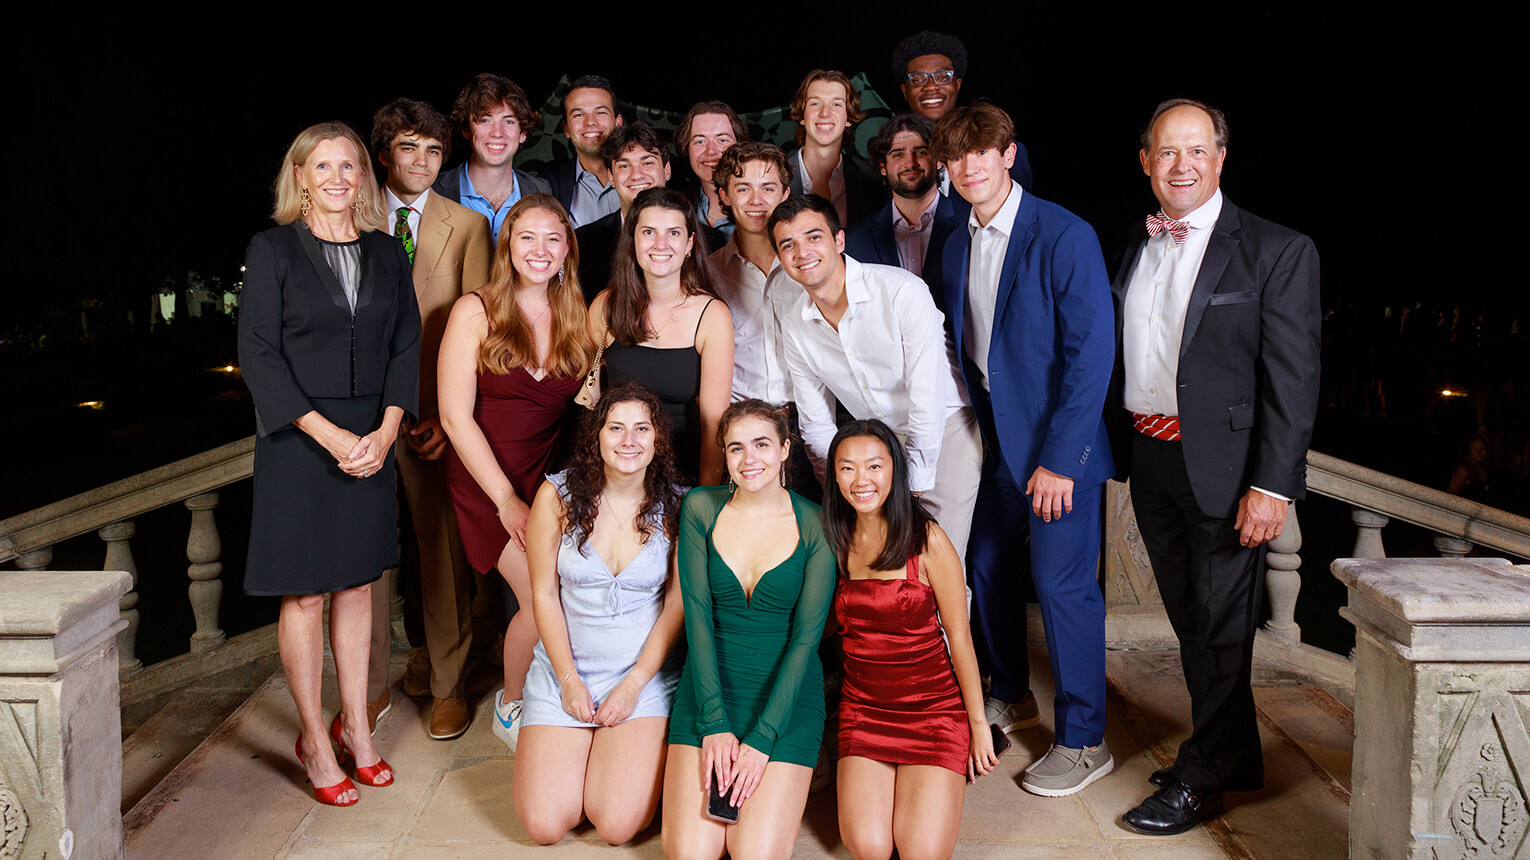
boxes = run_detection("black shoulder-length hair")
[823,419,932,572]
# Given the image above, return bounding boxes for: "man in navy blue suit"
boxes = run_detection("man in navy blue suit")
[844,114,963,304]
[932,103,1117,797]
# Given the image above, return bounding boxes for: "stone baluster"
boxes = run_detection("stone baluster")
[100,519,143,676]
[1263,502,1303,641]
[1434,535,1474,558]
[15,545,52,570]
[1350,507,1389,558]
[185,492,226,653]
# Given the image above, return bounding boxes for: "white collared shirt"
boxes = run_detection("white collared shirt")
[964,179,1024,391]
[775,255,969,493]
[385,186,429,248]
[797,149,848,226]
[892,195,939,276]
[1122,189,1223,417]
[569,159,619,228]
[710,238,791,404]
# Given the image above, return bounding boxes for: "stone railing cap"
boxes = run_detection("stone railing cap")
[1331,557,1530,624]
[0,571,132,636]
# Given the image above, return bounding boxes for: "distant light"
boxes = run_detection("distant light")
[1440,389,1467,398]
[77,400,105,411]
[211,365,240,374]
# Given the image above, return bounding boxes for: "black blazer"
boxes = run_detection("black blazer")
[1107,197,1321,519]
[843,193,965,311]
[574,210,726,305]
[787,148,890,229]
[238,223,421,438]
[541,158,580,215]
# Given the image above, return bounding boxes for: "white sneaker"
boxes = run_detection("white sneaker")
[491,689,522,753]
[985,691,1041,732]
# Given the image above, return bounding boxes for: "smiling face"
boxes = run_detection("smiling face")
[773,209,846,292]
[801,79,850,148]
[564,86,621,159]
[506,206,569,286]
[1139,104,1226,221]
[611,144,670,211]
[379,132,444,201]
[686,113,737,185]
[633,206,693,281]
[834,434,893,516]
[719,159,789,237]
[945,142,1016,214]
[723,415,788,492]
[901,54,962,121]
[881,129,936,199]
[600,399,657,477]
[466,102,527,168]
[298,137,365,216]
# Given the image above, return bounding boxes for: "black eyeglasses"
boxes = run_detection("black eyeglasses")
[905,70,956,87]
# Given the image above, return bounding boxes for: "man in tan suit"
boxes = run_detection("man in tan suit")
[368,98,493,740]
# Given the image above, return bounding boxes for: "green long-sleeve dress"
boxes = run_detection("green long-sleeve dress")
[666,485,836,767]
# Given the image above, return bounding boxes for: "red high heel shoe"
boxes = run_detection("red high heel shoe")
[294,736,358,806]
[329,714,394,787]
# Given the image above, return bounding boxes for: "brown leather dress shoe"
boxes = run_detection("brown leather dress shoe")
[430,697,470,740]
[402,646,432,698]
[366,690,393,734]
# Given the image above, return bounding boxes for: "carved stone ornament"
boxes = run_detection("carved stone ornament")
[1451,769,1526,857]
[0,780,26,859]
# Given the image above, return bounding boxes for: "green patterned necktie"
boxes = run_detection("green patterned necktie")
[394,207,415,263]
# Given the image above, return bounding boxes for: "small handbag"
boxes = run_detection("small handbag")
[575,329,608,409]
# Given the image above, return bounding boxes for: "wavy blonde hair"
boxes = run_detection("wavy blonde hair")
[271,122,387,232]
[478,194,594,378]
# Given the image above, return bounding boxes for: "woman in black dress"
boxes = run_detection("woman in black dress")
[238,122,420,807]
[587,188,734,486]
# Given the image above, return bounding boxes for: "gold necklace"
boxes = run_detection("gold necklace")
[601,491,642,531]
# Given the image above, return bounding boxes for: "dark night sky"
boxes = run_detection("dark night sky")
[10,10,1514,323]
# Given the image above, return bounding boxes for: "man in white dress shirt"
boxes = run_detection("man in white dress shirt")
[767,194,982,566]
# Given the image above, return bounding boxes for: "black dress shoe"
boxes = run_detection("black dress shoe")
[1150,766,1262,792]
[1123,782,1224,835]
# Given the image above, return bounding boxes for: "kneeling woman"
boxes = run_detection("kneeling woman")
[827,420,995,860]
[512,383,687,844]
[662,400,837,860]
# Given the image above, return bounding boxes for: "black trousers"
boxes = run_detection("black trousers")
[1129,432,1265,794]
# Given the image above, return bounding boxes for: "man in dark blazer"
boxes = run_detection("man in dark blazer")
[576,122,723,303]
[933,104,1117,797]
[539,75,623,227]
[430,73,551,246]
[1113,99,1320,835]
[844,114,964,305]
[367,98,493,742]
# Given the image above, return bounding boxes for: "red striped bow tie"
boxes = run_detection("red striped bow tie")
[1145,212,1190,246]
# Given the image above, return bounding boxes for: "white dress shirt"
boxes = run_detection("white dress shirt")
[710,238,791,403]
[893,195,939,276]
[963,179,1024,391]
[1122,189,1222,418]
[797,149,848,226]
[385,186,429,246]
[776,255,969,493]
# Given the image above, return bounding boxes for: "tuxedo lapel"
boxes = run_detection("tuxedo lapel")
[295,223,353,313]
[1178,201,1242,361]
[872,207,899,267]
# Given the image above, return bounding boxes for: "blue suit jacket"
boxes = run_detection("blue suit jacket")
[940,188,1116,490]
[844,194,964,305]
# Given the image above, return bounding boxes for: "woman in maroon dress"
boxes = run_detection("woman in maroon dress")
[824,419,995,860]
[440,194,594,752]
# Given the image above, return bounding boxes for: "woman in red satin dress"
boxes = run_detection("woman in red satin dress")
[824,419,995,860]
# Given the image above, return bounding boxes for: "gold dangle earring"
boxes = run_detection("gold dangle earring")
[299,187,312,217]
[352,190,365,213]
[558,262,566,285]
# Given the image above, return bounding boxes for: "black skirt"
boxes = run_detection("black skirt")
[244,394,397,596]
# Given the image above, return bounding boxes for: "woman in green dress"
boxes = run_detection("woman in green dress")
[661,399,836,860]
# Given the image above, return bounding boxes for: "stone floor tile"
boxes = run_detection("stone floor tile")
[409,756,525,843]
[955,753,1105,845]
[953,843,1110,858]
[1107,840,1232,859]
[280,838,398,859]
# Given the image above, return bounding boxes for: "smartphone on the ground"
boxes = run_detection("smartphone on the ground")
[990,723,1011,757]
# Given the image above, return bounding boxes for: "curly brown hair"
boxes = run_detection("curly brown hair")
[562,382,684,552]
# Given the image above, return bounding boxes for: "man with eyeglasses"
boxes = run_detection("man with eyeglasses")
[891,31,1033,192]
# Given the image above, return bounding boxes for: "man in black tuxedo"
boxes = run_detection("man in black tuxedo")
[844,114,963,304]
[1112,98,1321,834]
[541,75,623,227]
[574,122,723,302]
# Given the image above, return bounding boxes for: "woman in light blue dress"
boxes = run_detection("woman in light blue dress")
[513,382,686,845]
